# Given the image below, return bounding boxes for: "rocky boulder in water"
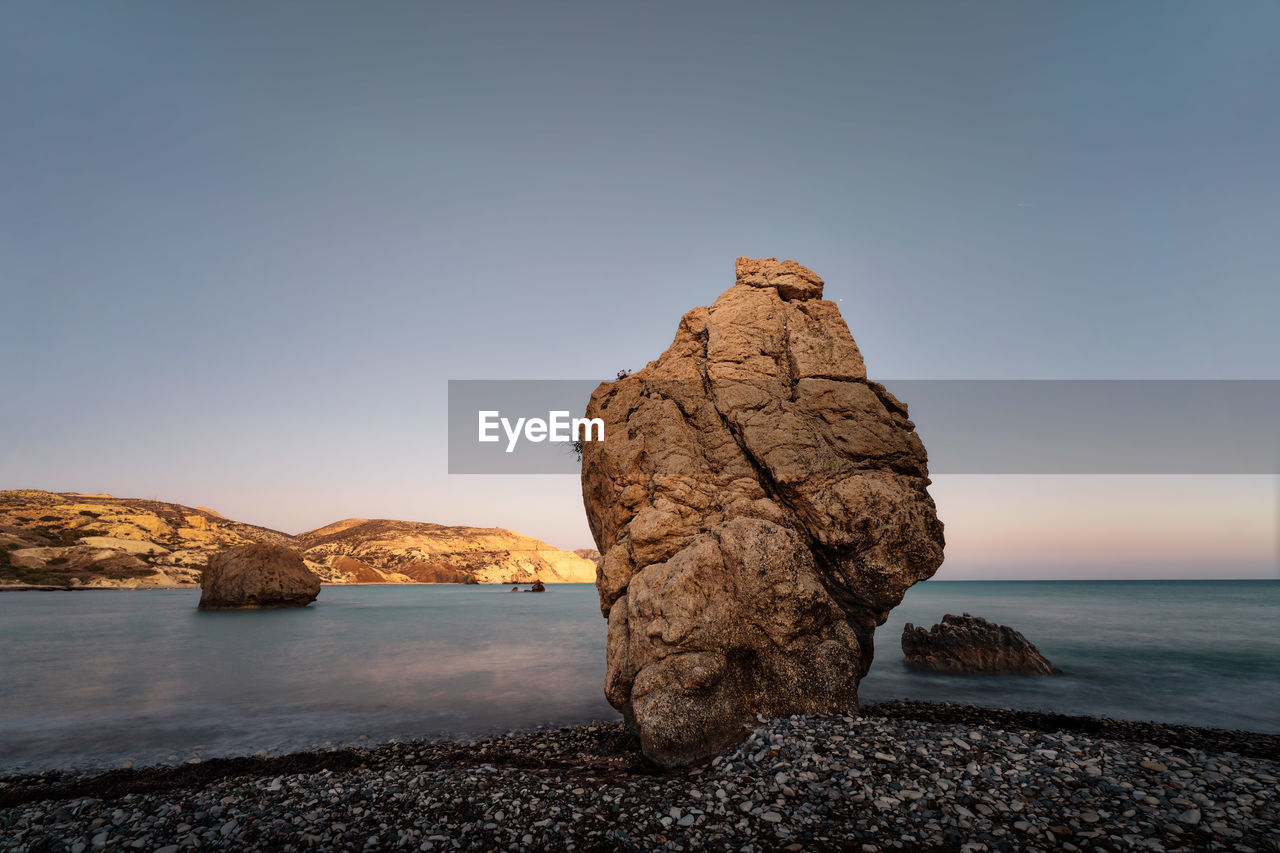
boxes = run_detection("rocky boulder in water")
[580,257,945,766]
[901,613,1061,674]
[199,543,321,609]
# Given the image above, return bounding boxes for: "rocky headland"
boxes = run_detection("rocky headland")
[581,257,945,766]
[903,613,1063,675]
[0,491,595,589]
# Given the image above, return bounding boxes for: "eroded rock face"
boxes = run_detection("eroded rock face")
[902,614,1061,675]
[199,543,321,609]
[581,257,945,766]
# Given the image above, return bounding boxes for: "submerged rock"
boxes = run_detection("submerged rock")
[580,257,945,766]
[530,579,546,592]
[901,613,1062,674]
[198,543,321,610]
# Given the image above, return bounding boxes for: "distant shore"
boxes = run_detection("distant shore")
[0,581,592,592]
[5,579,1274,592]
[0,584,113,592]
[3,701,1275,851]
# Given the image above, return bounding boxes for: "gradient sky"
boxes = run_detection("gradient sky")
[2,3,1276,577]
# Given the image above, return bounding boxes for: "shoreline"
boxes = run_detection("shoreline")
[6,579,1276,593]
[0,581,596,592]
[4,700,1277,804]
[3,701,1276,851]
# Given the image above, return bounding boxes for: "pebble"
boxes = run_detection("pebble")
[1,705,1275,852]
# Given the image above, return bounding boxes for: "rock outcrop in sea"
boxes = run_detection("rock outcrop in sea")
[580,257,945,766]
[198,543,322,609]
[901,613,1062,674]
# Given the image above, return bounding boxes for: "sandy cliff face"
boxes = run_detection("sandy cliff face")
[295,519,598,584]
[0,490,292,588]
[0,490,595,588]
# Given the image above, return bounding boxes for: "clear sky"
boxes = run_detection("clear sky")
[2,2,1276,577]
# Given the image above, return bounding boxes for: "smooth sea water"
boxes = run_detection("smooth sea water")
[0,580,1276,774]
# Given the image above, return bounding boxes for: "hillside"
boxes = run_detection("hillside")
[0,490,596,589]
[0,490,293,588]
[296,519,597,584]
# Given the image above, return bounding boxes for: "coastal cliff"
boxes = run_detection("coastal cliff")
[0,490,595,589]
[295,518,597,584]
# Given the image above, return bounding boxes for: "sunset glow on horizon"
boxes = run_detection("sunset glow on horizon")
[929,475,1277,579]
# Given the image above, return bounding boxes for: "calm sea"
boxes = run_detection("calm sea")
[0,580,1276,774]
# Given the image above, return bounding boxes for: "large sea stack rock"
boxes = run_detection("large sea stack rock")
[580,257,945,766]
[199,543,321,609]
[902,614,1061,675]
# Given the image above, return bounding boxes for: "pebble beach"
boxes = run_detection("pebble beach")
[2,701,1276,852]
